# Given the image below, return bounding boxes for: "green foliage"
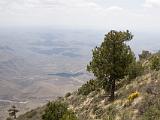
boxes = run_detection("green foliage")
[150,56,160,71]
[138,92,160,120]
[65,92,71,98]
[60,110,77,120]
[128,61,144,80]
[142,105,160,120]
[42,101,77,120]
[103,104,118,120]
[120,111,131,120]
[8,105,19,119]
[42,101,67,120]
[92,106,104,119]
[139,50,151,60]
[87,30,135,100]
[78,79,99,95]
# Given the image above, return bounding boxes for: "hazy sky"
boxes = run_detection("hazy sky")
[0,0,160,30]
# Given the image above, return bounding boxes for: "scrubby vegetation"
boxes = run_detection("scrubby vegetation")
[139,50,152,60]
[78,79,100,95]
[128,91,140,102]
[151,56,160,71]
[42,101,77,120]
[128,61,144,80]
[16,30,160,120]
[65,92,72,98]
[6,105,19,120]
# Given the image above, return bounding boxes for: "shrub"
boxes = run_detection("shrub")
[128,62,144,80]
[65,92,71,98]
[150,56,160,71]
[60,110,78,120]
[78,79,100,95]
[42,101,67,120]
[103,104,118,120]
[138,94,160,117]
[120,111,131,120]
[42,101,77,120]
[128,91,140,102]
[94,107,104,119]
[92,104,98,114]
[139,50,151,60]
[142,106,160,120]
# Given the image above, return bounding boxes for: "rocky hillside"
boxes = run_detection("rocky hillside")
[16,70,160,120]
[16,52,160,120]
[65,71,160,120]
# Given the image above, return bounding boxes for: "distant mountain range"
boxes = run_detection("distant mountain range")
[0,28,100,120]
[0,28,159,120]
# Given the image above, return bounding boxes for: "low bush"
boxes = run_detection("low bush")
[139,50,151,60]
[65,92,71,98]
[103,104,118,120]
[60,110,77,120]
[128,62,144,80]
[128,91,140,102]
[42,101,77,120]
[142,105,160,120]
[150,56,160,71]
[78,79,100,95]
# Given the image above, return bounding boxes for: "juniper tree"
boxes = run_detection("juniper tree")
[8,105,19,119]
[87,30,135,101]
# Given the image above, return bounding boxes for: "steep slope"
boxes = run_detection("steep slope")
[16,69,160,120]
[65,71,160,120]
[16,51,160,120]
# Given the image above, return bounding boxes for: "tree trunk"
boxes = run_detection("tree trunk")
[110,78,115,101]
[110,38,116,101]
[14,114,16,119]
[106,77,111,92]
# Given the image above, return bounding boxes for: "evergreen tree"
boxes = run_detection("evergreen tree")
[8,105,19,119]
[87,30,135,101]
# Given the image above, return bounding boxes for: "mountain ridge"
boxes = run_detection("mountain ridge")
[16,52,160,120]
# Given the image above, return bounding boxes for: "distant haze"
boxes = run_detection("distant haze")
[0,0,160,119]
[0,27,159,56]
[0,0,160,31]
[0,26,159,120]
